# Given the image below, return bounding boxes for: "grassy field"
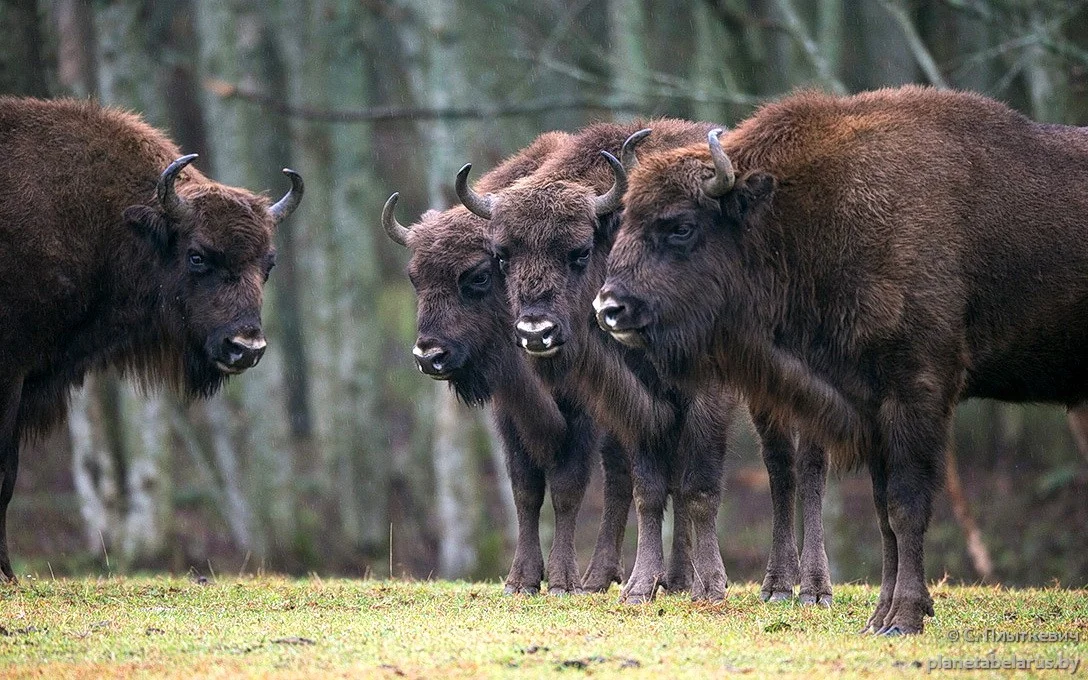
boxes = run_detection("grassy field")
[0,577,1085,678]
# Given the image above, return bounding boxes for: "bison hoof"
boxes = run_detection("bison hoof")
[581,574,620,593]
[762,590,793,603]
[546,586,585,597]
[691,588,726,603]
[877,624,920,636]
[799,593,833,608]
[503,584,540,596]
[621,592,654,605]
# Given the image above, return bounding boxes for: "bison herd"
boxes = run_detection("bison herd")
[1,86,1085,636]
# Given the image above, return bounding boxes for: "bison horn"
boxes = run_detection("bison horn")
[620,128,652,171]
[455,164,494,220]
[157,153,199,218]
[593,151,627,216]
[270,169,305,223]
[702,128,736,198]
[382,192,411,247]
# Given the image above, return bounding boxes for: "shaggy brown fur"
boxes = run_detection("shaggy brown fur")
[0,97,298,581]
[601,86,1088,632]
[388,131,633,594]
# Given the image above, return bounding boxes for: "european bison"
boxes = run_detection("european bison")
[382,131,634,594]
[0,97,302,581]
[457,119,742,602]
[597,86,1088,632]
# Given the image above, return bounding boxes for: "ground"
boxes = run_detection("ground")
[0,578,1085,678]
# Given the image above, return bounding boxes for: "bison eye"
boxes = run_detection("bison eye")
[188,251,208,273]
[667,223,696,245]
[497,256,509,275]
[569,246,592,271]
[460,268,492,299]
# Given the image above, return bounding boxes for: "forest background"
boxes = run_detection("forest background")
[0,0,1086,589]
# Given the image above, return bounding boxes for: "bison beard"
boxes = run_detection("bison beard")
[0,97,301,581]
[601,85,1088,633]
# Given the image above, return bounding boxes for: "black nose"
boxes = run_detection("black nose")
[414,339,460,378]
[593,287,629,332]
[593,287,647,346]
[219,333,267,372]
[515,314,563,356]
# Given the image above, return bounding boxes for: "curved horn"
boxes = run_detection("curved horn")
[593,150,627,216]
[620,128,652,171]
[381,192,411,247]
[157,153,198,217]
[455,164,494,220]
[270,169,305,223]
[702,128,736,198]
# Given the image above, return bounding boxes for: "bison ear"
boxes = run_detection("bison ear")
[124,205,177,257]
[721,171,776,228]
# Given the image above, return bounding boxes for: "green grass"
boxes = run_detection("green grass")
[1,578,1086,678]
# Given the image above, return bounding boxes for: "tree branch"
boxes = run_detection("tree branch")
[879,0,950,89]
[205,76,763,123]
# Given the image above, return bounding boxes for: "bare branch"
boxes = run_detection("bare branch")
[772,0,848,94]
[205,76,764,123]
[206,77,633,122]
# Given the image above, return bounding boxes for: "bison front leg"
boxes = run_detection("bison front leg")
[0,377,22,584]
[797,440,832,607]
[582,436,631,593]
[504,439,547,596]
[620,449,668,604]
[753,413,800,603]
[682,481,728,602]
[665,491,694,593]
[544,426,594,596]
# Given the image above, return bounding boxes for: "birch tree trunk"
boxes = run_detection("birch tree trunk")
[393,0,482,578]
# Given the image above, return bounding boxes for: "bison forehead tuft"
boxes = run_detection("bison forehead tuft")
[492,182,596,245]
[407,208,492,277]
[186,185,275,260]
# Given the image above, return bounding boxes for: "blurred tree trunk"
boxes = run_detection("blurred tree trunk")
[195,0,308,569]
[393,0,483,578]
[68,386,121,560]
[609,0,648,118]
[0,0,49,96]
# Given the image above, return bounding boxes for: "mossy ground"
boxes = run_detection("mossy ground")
[0,577,1085,678]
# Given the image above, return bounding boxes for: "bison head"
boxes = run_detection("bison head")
[123,154,302,396]
[596,129,777,377]
[457,152,625,372]
[383,193,512,407]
